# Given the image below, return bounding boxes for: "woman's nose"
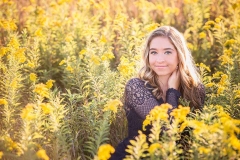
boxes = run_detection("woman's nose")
[156,54,165,63]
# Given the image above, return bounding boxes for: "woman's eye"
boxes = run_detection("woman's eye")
[150,51,157,55]
[165,51,172,55]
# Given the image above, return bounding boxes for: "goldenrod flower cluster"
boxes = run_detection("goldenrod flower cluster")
[95,144,115,160]
[0,0,240,159]
[103,99,123,114]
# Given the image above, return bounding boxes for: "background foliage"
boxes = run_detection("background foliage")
[0,0,240,159]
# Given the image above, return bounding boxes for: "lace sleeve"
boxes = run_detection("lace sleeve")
[166,88,181,114]
[124,78,160,119]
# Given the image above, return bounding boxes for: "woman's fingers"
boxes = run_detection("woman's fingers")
[168,68,180,89]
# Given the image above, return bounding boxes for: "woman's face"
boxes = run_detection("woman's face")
[148,36,179,78]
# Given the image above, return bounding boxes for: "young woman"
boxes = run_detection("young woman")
[110,26,205,160]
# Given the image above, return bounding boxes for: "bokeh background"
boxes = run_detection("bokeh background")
[0,0,240,159]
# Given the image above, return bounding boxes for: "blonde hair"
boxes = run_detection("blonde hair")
[138,26,202,109]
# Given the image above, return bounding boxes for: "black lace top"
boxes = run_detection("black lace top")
[124,78,182,138]
[110,78,205,160]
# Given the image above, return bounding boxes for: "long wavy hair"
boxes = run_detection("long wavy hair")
[138,26,203,109]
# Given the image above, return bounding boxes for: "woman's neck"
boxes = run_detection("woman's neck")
[158,76,170,103]
[158,75,169,92]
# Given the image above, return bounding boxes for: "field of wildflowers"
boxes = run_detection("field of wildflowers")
[0,0,240,159]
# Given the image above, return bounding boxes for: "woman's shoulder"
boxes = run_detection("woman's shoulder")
[126,77,145,86]
[126,78,154,91]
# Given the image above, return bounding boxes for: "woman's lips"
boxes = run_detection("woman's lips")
[155,66,167,68]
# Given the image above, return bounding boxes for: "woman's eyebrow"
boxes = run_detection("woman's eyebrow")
[149,47,174,51]
[163,48,174,50]
[149,48,157,51]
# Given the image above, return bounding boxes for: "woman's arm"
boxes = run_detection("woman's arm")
[124,78,160,119]
[166,88,181,114]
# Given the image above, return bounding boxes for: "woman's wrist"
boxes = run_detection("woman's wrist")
[167,88,181,97]
[168,86,178,90]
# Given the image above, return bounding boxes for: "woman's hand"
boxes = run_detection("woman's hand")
[168,67,180,90]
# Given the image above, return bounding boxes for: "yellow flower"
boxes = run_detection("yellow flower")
[142,119,151,131]
[66,65,74,73]
[117,57,135,77]
[230,25,237,29]
[40,103,52,114]
[10,78,18,89]
[57,0,71,5]
[220,115,240,136]
[79,49,86,55]
[65,34,73,42]
[14,48,26,63]
[30,73,37,82]
[229,135,240,151]
[199,32,206,39]
[33,83,49,98]
[224,39,236,47]
[202,25,210,30]
[170,105,190,123]
[199,63,211,72]
[179,121,188,132]
[103,99,123,113]
[3,136,19,152]
[214,24,220,29]
[143,104,172,131]
[100,36,107,43]
[0,151,3,159]
[234,90,240,99]
[46,79,55,89]
[27,61,35,68]
[0,19,17,31]
[0,99,8,105]
[208,123,220,133]
[0,47,8,57]
[154,104,172,121]
[21,103,35,120]
[215,17,221,23]
[212,71,223,78]
[59,60,66,66]
[187,120,206,136]
[144,23,159,32]
[224,49,233,56]
[37,16,47,26]
[36,149,49,160]
[219,74,228,86]
[217,86,225,95]
[164,7,171,14]
[205,20,215,26]
[184,0,198,4]
[125,131,149,157]
[101,52,115,61]
[8,36,20,49]
[97,144,115,160]
[187,43,194,50]
[198,146,211,154]
[90,55,101,65]
[35,6,45,15]
[148,143,161,154]
[35,28,43,37]
[205,83,215,87]
[219,55,233,65]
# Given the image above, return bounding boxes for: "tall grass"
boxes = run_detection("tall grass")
[0,0,239,159]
